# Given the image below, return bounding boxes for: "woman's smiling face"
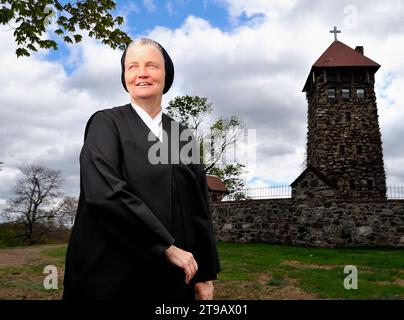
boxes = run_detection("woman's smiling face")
[124,44,166,101]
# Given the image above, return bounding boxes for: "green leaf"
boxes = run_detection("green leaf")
[73,34,82,43]
[27,44,37,52]
[114,16,124,25]
[0,7,14,23]
[38,40,57,50]
[16,47,30,57]
[9,0,130,57]
[63,35,72,43]
[54,1,64,11]
[54,29,64,36]
[57,16,68,25]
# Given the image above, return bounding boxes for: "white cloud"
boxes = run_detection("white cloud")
[119,1,141,16]
[1,0,404,206]
[0,31,128,202]
[64,38,127,103]
[0,167,20,202]
[215,0,299,21]
[166,0,176,17]
[144,0,157,12]
[247,178,271,189]
[147,2,404,188]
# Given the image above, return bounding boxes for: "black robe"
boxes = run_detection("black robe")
[63,104,221,300]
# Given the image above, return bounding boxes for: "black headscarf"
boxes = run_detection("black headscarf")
[120,40,174,95]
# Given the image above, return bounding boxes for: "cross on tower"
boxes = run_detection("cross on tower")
[330,26,341,41]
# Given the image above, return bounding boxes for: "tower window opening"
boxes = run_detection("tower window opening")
[367,180,373,190]
[327,88,336,99]
[357,145,362,155]
[342,88,350,99]
[345,112,351,121]
[357,88,365,99]
[340,145,345,155]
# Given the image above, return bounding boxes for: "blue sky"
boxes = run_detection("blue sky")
[113,0,265,33]
[47,0,259,70]
[118,0,230,32]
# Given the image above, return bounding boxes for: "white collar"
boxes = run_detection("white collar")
[131,102,162,123]
[131,102,163,141]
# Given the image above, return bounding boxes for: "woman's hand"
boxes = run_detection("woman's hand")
[164,245,198,284]
[195,281,214,300]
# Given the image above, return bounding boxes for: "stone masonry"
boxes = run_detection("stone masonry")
[211,198,404,248]
[302,41,386,200]
[305,69,386,199]
[209,41,403,248]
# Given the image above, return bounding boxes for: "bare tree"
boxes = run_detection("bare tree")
[58,196,78,228]
[1,163,66,244]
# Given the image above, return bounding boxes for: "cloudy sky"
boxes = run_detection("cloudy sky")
[1,0,404,208]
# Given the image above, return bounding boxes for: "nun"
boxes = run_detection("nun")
[63,38,221,301]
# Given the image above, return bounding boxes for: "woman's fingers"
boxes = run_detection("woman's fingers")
[184,256,198,284]
[164,245,198,283]
[192,259,198,273]
[186,259,198,283]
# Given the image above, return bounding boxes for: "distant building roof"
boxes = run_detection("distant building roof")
[303,40,380,92]
[206,175,229,193]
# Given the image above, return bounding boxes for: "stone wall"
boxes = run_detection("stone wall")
[211,198,404,247]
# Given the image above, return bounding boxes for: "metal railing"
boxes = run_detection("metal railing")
[386,186,404,200]
[222,185,404,201]
[223,185,292,201]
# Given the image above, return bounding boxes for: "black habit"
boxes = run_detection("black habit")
[63,104,221,300]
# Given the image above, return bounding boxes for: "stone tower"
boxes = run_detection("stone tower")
[300,36,386,200]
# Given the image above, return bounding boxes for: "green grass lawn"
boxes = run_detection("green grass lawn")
[0,242,403,299]
[216,242,404,299]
